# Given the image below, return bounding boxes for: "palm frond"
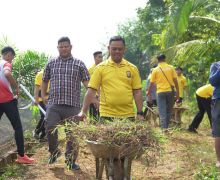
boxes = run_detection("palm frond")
[162,39,219,65]
[190,16,220,25]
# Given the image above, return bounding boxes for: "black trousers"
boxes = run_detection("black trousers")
[189,94,212,129]
[0,99,24,156]
[35,101,46,138]
[89,103,100,121]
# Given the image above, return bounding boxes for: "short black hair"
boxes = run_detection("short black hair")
[93,51,102,57]
[109,36,126,46]
[58,36,71,44]
[176,66,183,71]
[157,54,166,61]
[1,46,15,56]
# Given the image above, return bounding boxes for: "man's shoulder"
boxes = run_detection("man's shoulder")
[88,64,96,70]
[211,62,220,69]
[36,70,43,77]
[123,59,138,70]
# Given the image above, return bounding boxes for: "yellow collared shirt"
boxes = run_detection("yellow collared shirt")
[35,70,50,101]
[150,62,177,93]
[88,58,142,118]
[88,64,96,77]
[177,74,187,98]
[196,84,213,98]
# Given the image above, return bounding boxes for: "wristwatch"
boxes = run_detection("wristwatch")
[137,111,144,116]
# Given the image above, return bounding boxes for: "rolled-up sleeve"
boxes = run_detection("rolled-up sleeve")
[43,61,51,82]
[80,61,90,82]
[88,66,101,91]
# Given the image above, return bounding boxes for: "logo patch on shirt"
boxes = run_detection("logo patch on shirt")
[126,71,131,78]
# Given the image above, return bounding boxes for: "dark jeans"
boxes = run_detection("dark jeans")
[212,99,220,137]
[189,95,212,130]
[0,99,24,156]
[89,103,99,121]
[35,101,46,139]
[157,92,174,129]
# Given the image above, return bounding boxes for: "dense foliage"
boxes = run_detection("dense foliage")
[118,0,220,95]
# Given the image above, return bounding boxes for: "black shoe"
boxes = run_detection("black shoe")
[48,149,61,164]
[187,128,198,134]
[65,160,80,170]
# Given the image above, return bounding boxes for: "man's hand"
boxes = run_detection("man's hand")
[42,97,48,105]
[74,111,87,121]
[136,114,144,120]
[92,97,100,110]
[34,99,39,106]
[16,87,20,98]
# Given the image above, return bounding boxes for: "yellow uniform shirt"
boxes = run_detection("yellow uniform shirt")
[88,64,96,77]
[177,75,187,98]
[88,58,142,118]
[35,70,50,101]
[150,62,177,93]
[196,84,213,98]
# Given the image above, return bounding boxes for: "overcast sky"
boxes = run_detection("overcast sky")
[0,0,146,67]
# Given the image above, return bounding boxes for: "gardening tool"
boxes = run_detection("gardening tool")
[19,84,46,115]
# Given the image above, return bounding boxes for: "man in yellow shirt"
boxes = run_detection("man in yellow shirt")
[176,66,187,103]
[78,36,144,120]
[188,84,213,133]
[147,54,179,129]
[88,51,103,120]
[33,70,49,140]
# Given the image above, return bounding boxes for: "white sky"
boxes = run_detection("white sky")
[0,0,146,67]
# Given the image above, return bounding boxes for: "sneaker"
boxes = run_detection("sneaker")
[187,128,198,134]
[216,161,220,168]
[66,161,80,170]
[48,149,61,164]
[15,154,35,164]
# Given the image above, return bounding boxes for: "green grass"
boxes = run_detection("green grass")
[194,163,220,180]
[0,164,28,180]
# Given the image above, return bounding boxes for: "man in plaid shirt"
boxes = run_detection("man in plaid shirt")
[41,37,90,170]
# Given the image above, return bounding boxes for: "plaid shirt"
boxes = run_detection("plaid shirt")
[43,56,90,107]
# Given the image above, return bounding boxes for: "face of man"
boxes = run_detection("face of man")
[57,41,72,58]
[176,69,182,76]
[108,40,125,63]
[95,53,103,65]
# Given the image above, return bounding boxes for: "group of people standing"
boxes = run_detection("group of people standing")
[0,35,220,169]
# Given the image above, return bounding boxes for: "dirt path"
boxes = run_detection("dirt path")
[17,127,214,180]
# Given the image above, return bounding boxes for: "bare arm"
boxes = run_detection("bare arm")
[133,89,143,112]
[4,69,19,97]
[81,88,97,115]
[82,80,89,89]
[34,85,40,104]
[173,78,179,100]
[41,80,49,104]
[146,82,154,97]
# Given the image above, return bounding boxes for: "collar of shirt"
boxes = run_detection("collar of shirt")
[58,55,73,61]
[158,62,168,67]
[108,58,127,66]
